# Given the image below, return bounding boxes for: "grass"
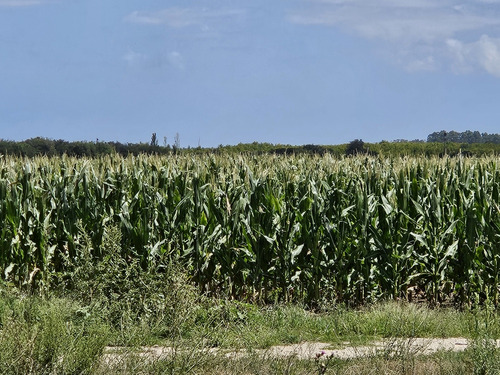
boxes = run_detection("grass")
[1,280,500,374]
[199,301,497,349]
[0,291,110,374]
[93,349,498,375]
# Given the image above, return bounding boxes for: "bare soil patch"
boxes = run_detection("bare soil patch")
[102,337,500,364]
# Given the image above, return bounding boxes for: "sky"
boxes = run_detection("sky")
[1,0,500,147]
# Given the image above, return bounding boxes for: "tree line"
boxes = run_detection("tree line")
[427,130,500,144]
[0,138,177,158]
[0,130,499,158]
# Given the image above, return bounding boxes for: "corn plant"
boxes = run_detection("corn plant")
[0,153,498,306]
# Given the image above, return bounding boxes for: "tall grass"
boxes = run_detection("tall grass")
[0,154,498,305]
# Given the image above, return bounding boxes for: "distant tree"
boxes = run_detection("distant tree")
[174,133,180,149]
[25,137,56,156]
[150,133,158,147]
[173,133,181,154]
[302,144,325,155]
[345,139,366,155]
[95,142,114,155]
[427,130,500,144]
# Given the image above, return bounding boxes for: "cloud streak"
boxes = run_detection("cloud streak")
[124,7,245,29]
[289,0,500,76]
[0,0,61,6]
[123,49,185,71]
[0,0,43,6]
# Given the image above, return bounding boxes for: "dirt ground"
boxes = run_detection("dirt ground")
[102,337,500,363]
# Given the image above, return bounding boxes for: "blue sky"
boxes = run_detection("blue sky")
[1,0,499,147]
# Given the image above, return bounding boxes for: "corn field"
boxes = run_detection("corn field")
[0,153,499,305]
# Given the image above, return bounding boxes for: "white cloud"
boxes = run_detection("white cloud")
[167,51,184,70]
[123,50,147,66]
[124,11,163,25]
[123,49,185,71]
[124,7,245,29]
[406,56,437,72]
[290,1,499,42]
[476,35,500,76]
[289,0,500,76]
[448,35,500,76]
